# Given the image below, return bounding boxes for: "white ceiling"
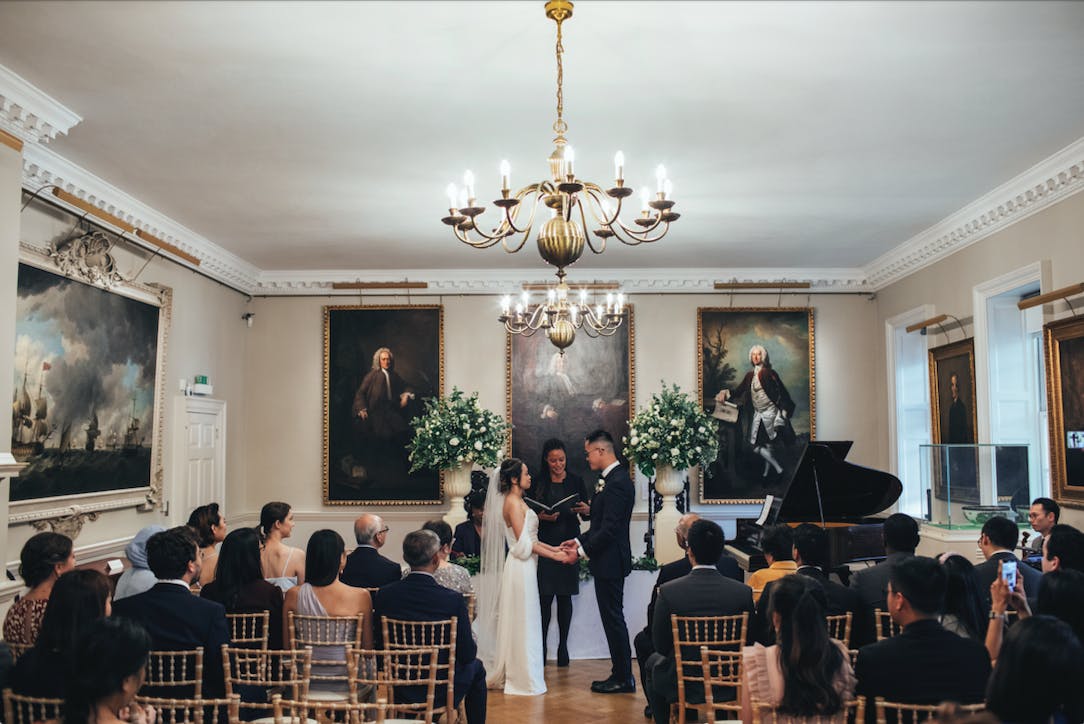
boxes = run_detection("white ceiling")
[2,1,1084,284]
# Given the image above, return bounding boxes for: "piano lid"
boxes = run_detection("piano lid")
[767,441,902,525]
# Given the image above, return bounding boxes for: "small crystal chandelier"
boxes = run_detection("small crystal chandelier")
[441,0,680,275]
[500,272,626,353]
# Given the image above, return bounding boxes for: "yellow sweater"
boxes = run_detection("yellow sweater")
[748,560,798,604]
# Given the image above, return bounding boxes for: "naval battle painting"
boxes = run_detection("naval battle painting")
[11,263,161,501]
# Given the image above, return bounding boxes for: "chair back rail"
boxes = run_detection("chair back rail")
[874,698,986,724]
[2,688,63,724]
[873,610,901,641]
[749,697,864,724]
[669,613,748,724]
[221,645,313,716]
[350,647,440,724]
[226,611,270,649]
[287,611,364,697]
[826,612,854,648]
[133,695,241,724]
[143,648,205,698]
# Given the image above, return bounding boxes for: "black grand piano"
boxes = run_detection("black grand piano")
[724,441,903,577]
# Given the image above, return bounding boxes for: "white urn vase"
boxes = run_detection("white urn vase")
[653,463,685,565]
[443,461,473,526]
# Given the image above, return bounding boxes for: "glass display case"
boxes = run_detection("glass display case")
[919,444,1030,528]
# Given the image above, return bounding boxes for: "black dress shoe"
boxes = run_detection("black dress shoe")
[593,678,636,694]
[557,645,570,667]
[590,678,612,691]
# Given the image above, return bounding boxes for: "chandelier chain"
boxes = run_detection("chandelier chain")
[553,18,567,137]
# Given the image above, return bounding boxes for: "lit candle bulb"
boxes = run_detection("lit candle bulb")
[522,291,529,308]
[463,170,475,200]
[501,295,511,315]
[446,183,458,210]
[500,160,510,191]
[656,164,667,193]
[663,179,673,198]
[579,288,587,304]
[614,150,624,182]
[547,289,556,304]
[606,292,614,312]
[640,187,650,213]
[617,293,625,311]
[565,146,575,176]
[458,188,469,209]
[571,306,578,325]
[596,304,604,319]
[515,302,524,315]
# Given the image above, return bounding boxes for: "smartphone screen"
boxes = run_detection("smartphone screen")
[1001,559,1018,590]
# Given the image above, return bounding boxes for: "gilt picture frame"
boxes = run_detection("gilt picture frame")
[697,307,815,504]
[506,308,635,486]
[323,305,444,505]
[928,337,980,505]
[1045,316,1084,508]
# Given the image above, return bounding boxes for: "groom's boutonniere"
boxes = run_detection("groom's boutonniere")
[596,477,606,494]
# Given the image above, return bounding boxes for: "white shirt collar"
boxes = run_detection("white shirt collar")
[602,460,620,478]
[159,578,192,589]
[691,564,715,571]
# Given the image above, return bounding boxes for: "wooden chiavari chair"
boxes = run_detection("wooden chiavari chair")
[826,612,854,648]
[669,612,749,724]
[221,645,312,720]
[227,611,271,649]
[288,612,364,701]
[874,698,986,724]
[143,647,205,699]
[2,688,63,724]
[381,617,461,723]
[350,647,440,723]
[749,697,864,724]
[873,610,901,641]
[133,695,241,724]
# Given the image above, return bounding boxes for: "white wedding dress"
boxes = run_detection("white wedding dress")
[484,505,547,696]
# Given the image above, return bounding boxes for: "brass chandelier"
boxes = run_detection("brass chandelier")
[499,273,626,352]
[440,0,680,274]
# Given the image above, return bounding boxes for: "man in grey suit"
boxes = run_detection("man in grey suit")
[850,513,919,613]
[644,519,755,724]
[973,515,1041,609]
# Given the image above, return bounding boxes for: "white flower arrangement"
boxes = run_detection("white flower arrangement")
[624,382,720,478]
[408,387,508,472]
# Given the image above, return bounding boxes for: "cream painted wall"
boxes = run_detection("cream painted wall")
[875,190,1084,528]
[5,201,250,572]
[241,291,883,552]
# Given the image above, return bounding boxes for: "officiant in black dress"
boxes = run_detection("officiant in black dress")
[534,438,591,666]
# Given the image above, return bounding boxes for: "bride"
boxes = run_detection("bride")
[476,457,575,695]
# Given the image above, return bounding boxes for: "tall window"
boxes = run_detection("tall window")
[886,309,932,517]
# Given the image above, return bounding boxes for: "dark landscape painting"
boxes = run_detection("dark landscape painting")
[11,263,159,501]
[324,305,443,505]
[507,310,634,486]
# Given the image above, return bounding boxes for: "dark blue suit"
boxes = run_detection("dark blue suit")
[374,572,486,724]
[112,581,229,697]
[340,546,402,589]
[580,463,635,682]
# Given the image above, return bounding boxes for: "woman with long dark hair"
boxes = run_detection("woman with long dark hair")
[3,532,75,645]
[10,569,112,698]
[201,526,285,648]
[533,438,589,666]
[938,554,986,640]
[188,502,228,587]
[63,617,154,724]
[741,575,855,721]
[986,615,1084,724]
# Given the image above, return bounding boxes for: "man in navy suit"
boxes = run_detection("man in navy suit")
[374,530,486,724]
[564,429,636,694]
[112,526,229,697]
[340,513,401,589]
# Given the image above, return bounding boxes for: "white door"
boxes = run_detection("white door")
[174,397,227,518]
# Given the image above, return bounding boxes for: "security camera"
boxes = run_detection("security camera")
[241,312,255,328]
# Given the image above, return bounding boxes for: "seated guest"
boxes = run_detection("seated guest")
[114,525,167,602]
[2,532,75,645]
[375,530,486,724]
[1025,497,1060,553]
[451,491,485,559]
[112,526,229,696]
[1042,523,1084,573]
[340,513,401,588]
[201,526,285,649]
[635,513,742,716]
[987,566,1084,661]
[63,617,154,724]
[974,515,1041,610]
[748,524,797,604]
[421,520,474,594]
[938,554,986,641]
[755,523,871,647]
[986,616,1084,724]
[645,519,755,724]
[849,513,918,613]
[283,529,373,695]
[742,575,855,723]
[10,569,112,698]
[855,557,990,714]
[259,501,305,592]
[187,502,227,587]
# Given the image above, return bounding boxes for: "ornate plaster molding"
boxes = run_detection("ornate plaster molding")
[22,144,262,293]
[0,64,82,145]
[8,496,152,539]
[254,267,872,296]
[864,136,1084,290]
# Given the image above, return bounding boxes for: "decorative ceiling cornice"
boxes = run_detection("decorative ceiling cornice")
[0,64,82,145]
[863,136,1084,290]
[22,144,262,293]
[254,267,871,296]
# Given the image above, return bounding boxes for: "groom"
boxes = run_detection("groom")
[564,429,636,694]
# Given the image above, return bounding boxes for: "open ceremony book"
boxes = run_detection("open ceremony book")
[523,493,580,514]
